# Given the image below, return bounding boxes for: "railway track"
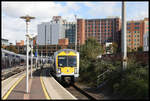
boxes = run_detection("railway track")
[2,67,26,81]
[66,83,97,100]
[47,67,104,100]
[51,74,97,100]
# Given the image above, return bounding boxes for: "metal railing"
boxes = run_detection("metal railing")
[97,69,111,87]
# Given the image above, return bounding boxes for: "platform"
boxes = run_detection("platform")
[2,66,77,100]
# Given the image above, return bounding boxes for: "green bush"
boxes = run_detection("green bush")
[79,38,148,99]
[110,57,149,99]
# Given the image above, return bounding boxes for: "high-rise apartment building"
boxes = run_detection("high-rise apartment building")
[37,16,65,45]
[127,18,149,51]
[77,17,121,46]
[37,16,75,45]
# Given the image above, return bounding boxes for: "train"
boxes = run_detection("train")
[1,48,39,69]
[52,49,79,83]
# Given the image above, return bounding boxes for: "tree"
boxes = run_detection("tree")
[79,38,104,86]
[112,42,118,53]
[5,45,18,53]
[109,42,118,54]
[80,37,104,61]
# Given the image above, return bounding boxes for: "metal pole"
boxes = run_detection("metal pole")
[26,21,29,93]
[20,15,35,93]
[41,51,42,66]
[122,1,127,70]
[75,15,77,51]
[31,40,33,78]
[36,47,38,69]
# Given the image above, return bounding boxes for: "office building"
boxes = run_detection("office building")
[37,16,65,45]
[127,18,149,51]
[64,22,76,44]
[77,17,121,47]
[2,38,9,46]
[16,40,24,46]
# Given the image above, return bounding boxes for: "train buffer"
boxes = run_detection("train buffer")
[2,66,77,100]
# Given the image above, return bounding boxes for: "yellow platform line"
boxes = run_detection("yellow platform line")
[2,74,26,100]
[40,72,51,99]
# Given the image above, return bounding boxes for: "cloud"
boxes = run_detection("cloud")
[126,2,148,20]
[2,1,149,44]
[2,1,83,44]
[83,2,121,18]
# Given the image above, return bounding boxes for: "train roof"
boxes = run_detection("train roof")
[54,49,79,56]
[2,48,16,55]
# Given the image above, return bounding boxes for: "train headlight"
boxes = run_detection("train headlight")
[74,68,77,74]
[58,68,61,74]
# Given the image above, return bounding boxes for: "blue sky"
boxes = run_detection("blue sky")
[2,1,149,44]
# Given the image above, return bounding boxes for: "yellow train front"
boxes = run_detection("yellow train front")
[53,49,79,83]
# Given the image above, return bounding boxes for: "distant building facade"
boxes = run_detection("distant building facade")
[58,38,69,46]
[37,16,76,45]
[2,38,9,46]
[16,40,24,46]
[37,16,65,45]
[64,22,76,44]
[143,32,149,51]
[127,18,149,51]
[77,17,121,47]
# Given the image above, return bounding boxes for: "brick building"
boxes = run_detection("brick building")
[58,38,69,46]
[127,18,149,51]
[16,40,24,46]
[77,17,121,47]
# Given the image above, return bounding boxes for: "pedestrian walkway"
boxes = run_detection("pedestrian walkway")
[4,69,47,100]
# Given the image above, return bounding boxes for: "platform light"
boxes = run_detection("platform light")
[20,15,35,93]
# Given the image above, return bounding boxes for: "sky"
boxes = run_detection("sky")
[2,1,149,45]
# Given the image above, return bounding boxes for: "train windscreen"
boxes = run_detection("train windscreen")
[58,56,77,67]
[68,56,77,67]
[58,56,67,67]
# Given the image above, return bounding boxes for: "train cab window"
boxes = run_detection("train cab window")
[68,56,77,67]
[58,56,67,67]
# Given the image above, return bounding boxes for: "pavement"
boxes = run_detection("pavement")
[2,68,46,100]
[2,65,77,100]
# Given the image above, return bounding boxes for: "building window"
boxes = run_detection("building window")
[127,23,131,25]
[134,39,136,42]
[127,27,130,29]
[137,35,139,37]
[135,27,139,29]
[135,35,136,37]
[134,22,140,25]
[128,31,130,33]
[128,39,131,41]
[128,35,131,37]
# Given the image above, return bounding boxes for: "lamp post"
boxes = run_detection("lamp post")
[30,38,33,78]
[20,15,35,93]
[36,43,38,69]
[74,15,77,51]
